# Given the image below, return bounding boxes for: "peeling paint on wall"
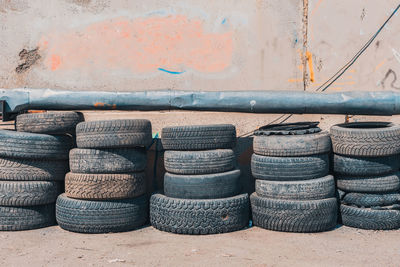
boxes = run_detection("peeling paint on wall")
[39,15,233,74]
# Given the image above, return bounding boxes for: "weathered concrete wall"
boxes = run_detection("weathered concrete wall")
[0,0,303,91]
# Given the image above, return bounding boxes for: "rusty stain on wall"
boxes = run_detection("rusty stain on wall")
[306,51,314,82]
[39,15,233,74]
[15,47,41,73]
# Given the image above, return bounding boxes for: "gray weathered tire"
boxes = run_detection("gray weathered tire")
[250,193,337,233]
[76,119,152,148]
[164,149,235,175]
[340,204,400,230]
[69,148,147,173]
[334,154,400,176]
[164,169,240,199]
[150,193,249,235]
[0,181,61,206]
[65,172,146,200]
[0,204,56,231]
[251,153,329,180]
[342,192,400,207]
[56,194,148,233]
[255,175,335,200]
[330,122,400,156]
[336,172,400,193]
[0,157,68,181]
[0,130,73,160]
[253,132,331,156]
[161,124,236,150]
[15,111,84,134]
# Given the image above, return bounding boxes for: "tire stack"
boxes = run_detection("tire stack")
[56,119,152,233]
[150,124,250,235]
[0,111,80,231]
[250,129,338,232]
[331,122,400,230]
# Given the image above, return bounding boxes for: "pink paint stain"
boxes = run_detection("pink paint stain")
[39,15,233,73]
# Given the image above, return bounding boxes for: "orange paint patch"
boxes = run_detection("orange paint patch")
[50,54,61,70]
[375,60,386,70]
[39,15,233,73]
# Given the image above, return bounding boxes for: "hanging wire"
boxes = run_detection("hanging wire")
[243,3,400,136]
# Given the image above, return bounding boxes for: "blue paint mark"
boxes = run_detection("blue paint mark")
[158,68,185,74]
[295,38,298,44]
[221,18,227,24]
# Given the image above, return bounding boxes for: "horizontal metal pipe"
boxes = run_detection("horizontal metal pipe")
[1,88,400,115]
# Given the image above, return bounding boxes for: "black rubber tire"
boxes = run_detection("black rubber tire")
[69,148,147,174]
[163,169,240,199]
[164,149,235,175]
[340,204,400,230]
[250,193,337,233]
[255,175,335,200]
[65,172,146,200]
[0,157,69,181]
[0,204,56,231]
[0,130,73,160]
[76,119,152,148]
[330,122,400,157]
[56,194,148,234]
[336,172,400,193]
[161,124,236,150]
[253,131,331,156]
[342,192,400,207]
[150,193,249,235]
[0,181,61,206]
[334,154,400,176]
[15,111,84,134]
[251,153,329,181]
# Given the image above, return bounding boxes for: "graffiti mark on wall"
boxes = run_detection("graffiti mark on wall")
[39,15,233,74]
[381,69,400,90]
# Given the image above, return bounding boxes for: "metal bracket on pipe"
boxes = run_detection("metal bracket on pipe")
[0,100,16,122]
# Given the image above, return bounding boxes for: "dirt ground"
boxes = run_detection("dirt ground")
[0,225,399,266]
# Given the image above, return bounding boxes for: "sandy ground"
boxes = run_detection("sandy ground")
[0,225,399,267]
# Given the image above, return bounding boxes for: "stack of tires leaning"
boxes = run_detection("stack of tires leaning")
[56,119,152,233]
[0,111,80,230]
[150,124,250,234]
[250,127,338,232]
[331,122,400,230]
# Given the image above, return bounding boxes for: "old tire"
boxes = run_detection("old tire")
[340,204,400,230]
[164,169,240,199]
[255,175,335,200]
[251,153,329,181]
[334,154,399,176]
[0,204,56,231]
[250,193,337,233]
[0,181,61,206]
[15,111,84,134]
[76,119,152,148]
[0,130,73,160]
[150,193,249,235]
[336,172,400,193]
[69,148,147,174]
[253,132,331,156]
[342,192,400,207]
[65,172,146,200]
[161,124,236,150]
[164,149,235,175]
[0,157,68,181]
[330,122,400,156]
[56,194,148,233]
